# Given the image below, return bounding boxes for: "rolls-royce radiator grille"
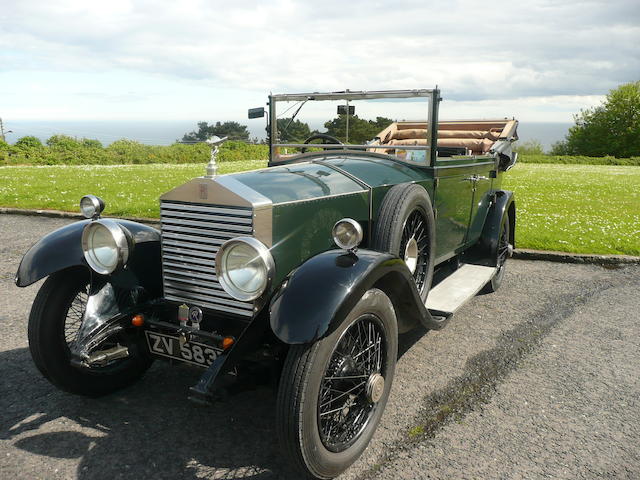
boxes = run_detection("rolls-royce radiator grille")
[160,200,255,317]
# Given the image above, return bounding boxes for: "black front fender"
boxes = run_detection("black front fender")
[15,219,162,295]
[269,249,441,345]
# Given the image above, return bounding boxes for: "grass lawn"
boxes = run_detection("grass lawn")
[1,161,638,256]
[0,160,267,218]
[502,164,639,256]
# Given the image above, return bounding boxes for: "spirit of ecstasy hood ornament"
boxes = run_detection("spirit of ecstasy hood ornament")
[205,135,228,178]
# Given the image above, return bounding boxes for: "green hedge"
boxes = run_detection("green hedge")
[519,154,640,166]
[0,138,269,166]
[2,136,638,166]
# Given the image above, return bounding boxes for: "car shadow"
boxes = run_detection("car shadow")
[1,347,295,479]
[2,328,430,479]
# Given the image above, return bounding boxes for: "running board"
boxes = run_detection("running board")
[426,264,496,316]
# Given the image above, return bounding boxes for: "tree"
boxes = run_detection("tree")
[274,117,312,142]
[182,121,249,142]
[47,134,81,150]
[552,81,640,157]
[15,136,43,149]
[324,115,394,144]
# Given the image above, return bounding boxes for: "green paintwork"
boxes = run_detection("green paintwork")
[323,156,426,186]
[232,162,366,204]
[269,192,370,287]
[218,150,507,285]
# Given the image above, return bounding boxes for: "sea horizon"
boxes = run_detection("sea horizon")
[4,120,572,152]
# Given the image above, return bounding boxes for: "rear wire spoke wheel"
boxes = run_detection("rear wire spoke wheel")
[276,289,398,479]
[28,268,152,397]
[482,211,510,293]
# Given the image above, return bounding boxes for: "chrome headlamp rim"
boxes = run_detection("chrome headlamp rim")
[215,236,275,302]
[332,218,363,251]
[80,194,105,219]
[81,219,131,275]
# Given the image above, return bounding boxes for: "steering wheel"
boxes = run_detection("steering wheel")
[300,133,344,153]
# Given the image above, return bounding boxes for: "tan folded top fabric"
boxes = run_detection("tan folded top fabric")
[387,138,494,153]
[437,138,494,153]
[390,129,502,142]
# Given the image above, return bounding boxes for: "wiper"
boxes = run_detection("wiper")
[280,98,309,139]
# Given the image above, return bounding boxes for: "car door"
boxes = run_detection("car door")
[433,158,475,263]
[433,156,496,263]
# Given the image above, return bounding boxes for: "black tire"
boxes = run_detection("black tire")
[28,268,152,397]
[373,183,436,301]
[276,289,398,479]
[481,212,510,293]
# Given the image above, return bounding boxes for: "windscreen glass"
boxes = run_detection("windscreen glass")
[271,95,432,165]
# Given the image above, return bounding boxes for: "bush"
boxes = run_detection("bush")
[519,154,640,166]
[514,139,545,155]
[0,137,268,166]
[82,138,103,148]
[15,136,43,149]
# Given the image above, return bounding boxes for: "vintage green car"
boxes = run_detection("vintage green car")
[16,89,517,479]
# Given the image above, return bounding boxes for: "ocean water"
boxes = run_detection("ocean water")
[5,120,571,151]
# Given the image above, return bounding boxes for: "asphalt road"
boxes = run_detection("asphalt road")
[1,214,639,480]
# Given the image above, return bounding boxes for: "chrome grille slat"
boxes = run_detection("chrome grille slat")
[161,224,243,239]
[162,217,253,232]
[161,221,252,235]
[161,200,255,317]
[162,202,252,217]
[163,288,251,310]
[162,247,214,259]
[162,239,217,252]
[162,232,226,246]
[163,253,216,267]
[164,276,223,290]
[161,209,252,224]
[163,268,217,282]
[164,295,253,317]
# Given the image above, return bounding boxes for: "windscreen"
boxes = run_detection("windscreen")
[270,95,433,166]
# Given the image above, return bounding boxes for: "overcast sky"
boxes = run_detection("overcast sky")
[1,0,639,125]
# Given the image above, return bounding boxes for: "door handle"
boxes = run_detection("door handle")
[476,175,490,181]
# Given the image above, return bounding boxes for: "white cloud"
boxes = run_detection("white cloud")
[0,0,638,122]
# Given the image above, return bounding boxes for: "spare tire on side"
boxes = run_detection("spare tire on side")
[373,183,436,302]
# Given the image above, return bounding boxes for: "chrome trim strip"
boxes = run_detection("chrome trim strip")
[214,176,272,208]
[433,161,495,170]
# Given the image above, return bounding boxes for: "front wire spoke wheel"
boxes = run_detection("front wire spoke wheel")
[399,209,430,292]
[64,284,89,347]
[318,315,386,452]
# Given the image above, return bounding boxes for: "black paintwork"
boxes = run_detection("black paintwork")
[463,190,516,267]
[269,249,446,345]
[15,219,162,296]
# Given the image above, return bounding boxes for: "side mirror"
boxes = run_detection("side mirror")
[248,107,265,119]
[337,105,355,115]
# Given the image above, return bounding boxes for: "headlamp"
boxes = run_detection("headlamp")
[332,218,363,251]
[216,237,274,301]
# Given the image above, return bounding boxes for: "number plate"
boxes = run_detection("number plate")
[145,331,220,368]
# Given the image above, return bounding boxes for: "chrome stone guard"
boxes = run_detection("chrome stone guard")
[70,282,137,367]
